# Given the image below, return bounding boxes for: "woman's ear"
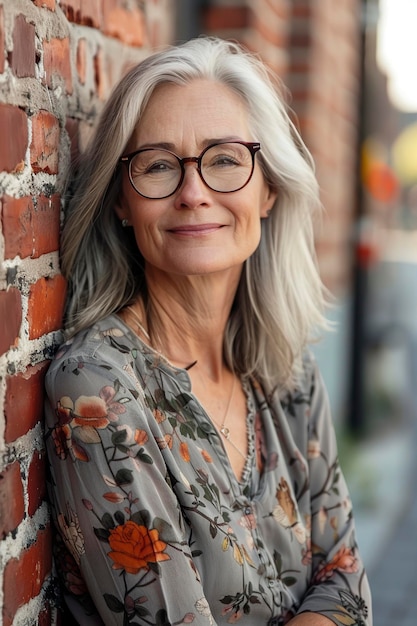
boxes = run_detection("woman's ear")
[114,185,131,224]
[114,202,127,222]
[260,186,278,218]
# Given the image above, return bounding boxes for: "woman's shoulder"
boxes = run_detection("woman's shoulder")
[47,314,139,375]
[277,349,319,415]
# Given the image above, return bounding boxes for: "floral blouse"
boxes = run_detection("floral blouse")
[44,315,372,626]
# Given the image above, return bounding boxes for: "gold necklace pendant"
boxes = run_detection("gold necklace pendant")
[220,426,231,439]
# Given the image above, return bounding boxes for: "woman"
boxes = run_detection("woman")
[45,37,371,625]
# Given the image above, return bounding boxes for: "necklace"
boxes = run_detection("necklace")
[216,375,236,440]
[210,376,247,461]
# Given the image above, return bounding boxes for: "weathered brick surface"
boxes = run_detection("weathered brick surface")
[4,362,50,443]
[27,450,47,517]
[30,110,60,174]
[0,288,22,356]
[43,36,73,94]
[0,104,28,172]
[61,0,101,28]
[2,194,61,259]
[0,462,25,539]
[0,5,4,73]
[28,274,67,339]
[76,37,87,85]
[10,13,36,78]
[102,0,145,46]
[65,116,80,163]
[33,0,56,9]
[2,526,52,626]
[203,5,252,30]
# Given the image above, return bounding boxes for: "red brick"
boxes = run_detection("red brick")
[94,47,108,100]
[0,288,22,356]
[203,6,252,30]
[27,274,66,339]
[61,0,103,27]
[4,361,49,443]
[33,0,56,9]
[3,526,52,626]
[27,451,47,517]
[60,0,81,24]
[76,37,87,85]
[43,37,72,94]
[32,194,61,255]
[30,109,60,174]
[2,196,34,259]
[65,117,80,164]
[80,0,102,29]
[38,605,52,626]
[0,6,5,74]
[2,194,61,259]
[0,462,25,539]
[10,14,36,78]
[102,0,145,46]
[0,104,28,173]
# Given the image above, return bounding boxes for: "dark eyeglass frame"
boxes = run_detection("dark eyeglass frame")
[119,141,261,199]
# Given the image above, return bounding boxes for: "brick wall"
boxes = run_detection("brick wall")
[0,1,173,623]
[287,0,362,292]
[202,0,291,75]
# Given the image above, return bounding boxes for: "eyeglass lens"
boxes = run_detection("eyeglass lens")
[128,142,255,199]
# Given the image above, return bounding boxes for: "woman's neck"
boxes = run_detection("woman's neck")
[130,267,241,380]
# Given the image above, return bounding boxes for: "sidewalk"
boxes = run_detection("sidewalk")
[345,417,417,625]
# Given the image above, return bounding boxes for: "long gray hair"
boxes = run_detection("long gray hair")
[62,36,328,391]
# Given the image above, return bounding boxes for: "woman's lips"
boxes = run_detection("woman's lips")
[168,224,224,235]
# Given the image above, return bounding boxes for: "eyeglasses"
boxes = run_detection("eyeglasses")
[119,141,261,200]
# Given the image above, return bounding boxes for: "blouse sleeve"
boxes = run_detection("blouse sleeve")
[45,351,217,626]
[296,359,372,625]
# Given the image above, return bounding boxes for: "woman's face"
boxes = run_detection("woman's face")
[116,79,277,281]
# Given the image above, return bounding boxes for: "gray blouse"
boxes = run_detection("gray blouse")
[45,315,372,625]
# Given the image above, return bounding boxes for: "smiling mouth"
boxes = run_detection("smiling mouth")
[168,224,224,235]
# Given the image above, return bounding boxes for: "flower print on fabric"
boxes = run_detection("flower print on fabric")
[50,386,128,462]
[107,521,170,574]
[45,316,372,626]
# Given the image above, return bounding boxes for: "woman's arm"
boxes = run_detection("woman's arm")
[288,613,334,625]
[292,358,372,625]
[45,351,217,626]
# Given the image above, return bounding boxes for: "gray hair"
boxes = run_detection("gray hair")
[62,36,328,391]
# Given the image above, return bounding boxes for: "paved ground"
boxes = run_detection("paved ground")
[369,484,417,626]
[347,417,417,626]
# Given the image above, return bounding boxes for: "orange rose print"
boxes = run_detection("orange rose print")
[71,395,109,429]
[108,521,170,574]
[315,545,358,582]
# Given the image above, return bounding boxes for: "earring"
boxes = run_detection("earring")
[121,218,129,227]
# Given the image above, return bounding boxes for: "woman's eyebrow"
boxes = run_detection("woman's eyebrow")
[136,136,245,152]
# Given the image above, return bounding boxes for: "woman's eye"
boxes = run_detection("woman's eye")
[211,156,240,167]
[145,161,175,174]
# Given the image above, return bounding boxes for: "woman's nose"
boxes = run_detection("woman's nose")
[174,163,211,208]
